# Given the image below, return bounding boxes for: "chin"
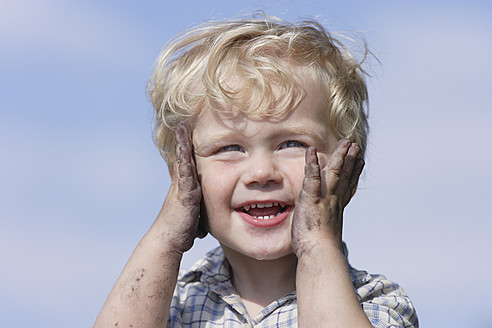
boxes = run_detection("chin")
[250,250,293,261]
[222,242,293,262]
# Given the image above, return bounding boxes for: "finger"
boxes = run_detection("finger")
[335,142,360,197]
[181,121,199,178]
[325,139,351,195]
[173,122,186,179]
[175,122,198,192]
[342,158,365,207]
[301,147,321,198]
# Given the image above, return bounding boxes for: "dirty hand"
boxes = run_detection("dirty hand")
[291,139,364,256]
[156,122,205,256]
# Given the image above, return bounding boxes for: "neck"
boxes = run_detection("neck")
[222,246,297,309]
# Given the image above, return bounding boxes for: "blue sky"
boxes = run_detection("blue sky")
[1,0,491,327]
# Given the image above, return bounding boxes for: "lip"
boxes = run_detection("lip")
[236,205,293,228]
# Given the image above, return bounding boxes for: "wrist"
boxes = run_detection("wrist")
[295,237,343,260]
[142,227,189,262]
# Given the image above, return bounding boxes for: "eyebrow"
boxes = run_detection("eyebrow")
[272,126,329,142]
[193,125,329,151]
[193,131,237,151]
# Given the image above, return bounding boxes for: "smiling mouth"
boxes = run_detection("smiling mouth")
[239,202,288,220]
[236,202,292,228]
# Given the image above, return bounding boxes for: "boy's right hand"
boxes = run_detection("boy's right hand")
[155,122,204,257]
[94,122,203,327]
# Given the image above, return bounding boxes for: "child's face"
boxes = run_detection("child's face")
[192,81,337,261]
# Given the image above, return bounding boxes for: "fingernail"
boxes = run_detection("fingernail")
[339,138,351,147]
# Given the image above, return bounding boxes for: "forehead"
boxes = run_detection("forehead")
[191,80,332,140]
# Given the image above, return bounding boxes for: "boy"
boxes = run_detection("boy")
[95,14,418,327]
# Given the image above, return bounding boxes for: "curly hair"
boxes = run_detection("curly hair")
[148,13,369,174]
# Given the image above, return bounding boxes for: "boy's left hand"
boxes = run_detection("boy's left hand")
[291,139,364,256]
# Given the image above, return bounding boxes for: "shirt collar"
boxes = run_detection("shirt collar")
[180,243,371,285]
[180,246,231,285]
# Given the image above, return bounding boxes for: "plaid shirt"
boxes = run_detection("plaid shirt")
[168,246,418,327]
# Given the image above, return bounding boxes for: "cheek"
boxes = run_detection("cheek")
[197,163,239,235]
[281,159,306,196]
[317,152,330,171]
[196,161,237,209]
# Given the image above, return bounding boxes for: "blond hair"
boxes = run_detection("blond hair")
[148,13,369,174]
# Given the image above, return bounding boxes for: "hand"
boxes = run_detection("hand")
[94,122,204,328]
[291,139,364,257]
[156,122,205,256]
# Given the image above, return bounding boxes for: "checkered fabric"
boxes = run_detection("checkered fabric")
[167,246,418,327]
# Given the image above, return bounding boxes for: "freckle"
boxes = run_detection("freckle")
[136,278,140,281]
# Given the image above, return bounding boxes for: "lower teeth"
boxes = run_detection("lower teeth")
[253,213,281,220]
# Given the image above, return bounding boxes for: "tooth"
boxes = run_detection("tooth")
[269,215,275,219]
[243,204,250,211]
[251,203,257,208]
[257,216,265,220]
[274,202,278,206]
[256,203,265,208]
[276,212,281,216]
[265,202,273,208]
[253,215,258,218]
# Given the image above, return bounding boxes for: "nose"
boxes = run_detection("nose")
[243,151,282,187]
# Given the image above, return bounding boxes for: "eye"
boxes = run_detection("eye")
[279,140,306,149]
[219,144,243,152]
